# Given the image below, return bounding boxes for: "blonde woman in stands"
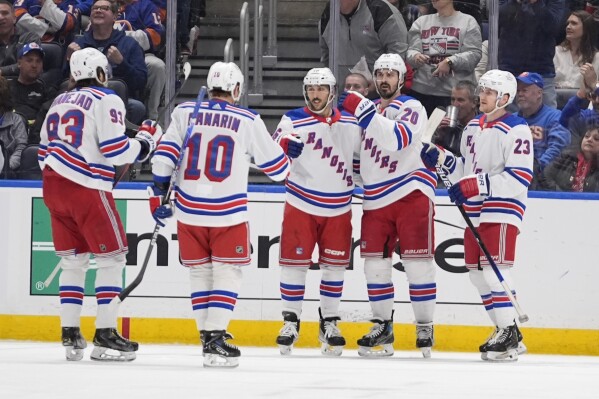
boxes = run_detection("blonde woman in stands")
[554,10,599,90]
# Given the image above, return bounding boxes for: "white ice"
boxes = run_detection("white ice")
[1,341,598,399]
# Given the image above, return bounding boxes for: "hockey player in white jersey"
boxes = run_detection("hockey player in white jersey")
[272,68,362,356]
[420,69,532,361]
[149,62,290,368]
[340,53,438,358]
[39,47,163,361]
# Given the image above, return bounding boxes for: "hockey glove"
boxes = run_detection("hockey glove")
[341,91,376,129]
[279,134,304,159]
[147,184,174,227]
[448,174,490,205]
[420,142,456,173]
[136,120,164,163]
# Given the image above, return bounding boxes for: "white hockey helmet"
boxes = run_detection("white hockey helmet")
[207,61,244,102]
[373,53,407,77]
[478,69,517,113]
[70,47,110,86]
[303,67,336,114]
[373,53,406,97]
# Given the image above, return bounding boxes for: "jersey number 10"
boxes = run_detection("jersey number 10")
[183,133,235,182]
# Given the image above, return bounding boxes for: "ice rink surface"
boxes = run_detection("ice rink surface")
[1,341,598,399]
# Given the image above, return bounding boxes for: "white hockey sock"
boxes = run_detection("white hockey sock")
[94,255,125,329]
[190,263,214,331]
[58,254,90,327]
[279,267,308,318]
[364,258,394,320]
[319,267,345,319]
[469,269,497,325]
[203,262,242,331]
[403,259,436,324]
[483,266,516,328]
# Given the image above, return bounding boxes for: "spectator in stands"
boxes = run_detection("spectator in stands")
[67,0,147,125]
[150,0,202,56]
[407,0,482,114]
[0,0,40,78]
[542,124,599,191]
[14,0,82,46]
[432,79,478,157]
[319,0,408,85]
[0,76,28,176]
[8,42,56,144]
[498,0,565,108]
[559,62,599,141]
[515,72,571,186]
[554,10,599,89]
[116,0,166,121]
[343,72,370,97]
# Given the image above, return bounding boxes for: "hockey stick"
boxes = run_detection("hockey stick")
[111,85,208,304]
[43,262,62,288]
[423,130,530,323]
[113,63,193,188]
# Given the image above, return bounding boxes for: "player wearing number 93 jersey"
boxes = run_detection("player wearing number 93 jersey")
[39,48,163,362]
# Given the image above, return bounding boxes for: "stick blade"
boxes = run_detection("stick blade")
[518,314,530,323]
[182,62,192,80]
[422,108,446,144]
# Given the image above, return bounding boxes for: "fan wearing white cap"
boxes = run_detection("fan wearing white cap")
[38,47,163,363]
[420,69,533,361]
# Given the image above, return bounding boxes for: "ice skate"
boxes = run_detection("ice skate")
[318,309,345,356]
[357,318,394,357]
[481,323,526,360]
[416,323,434,358]
[276,311,300,355]
[90,328,138,362]
[62,327,87,361]
[484,324,519,362]
[201,330,240,368]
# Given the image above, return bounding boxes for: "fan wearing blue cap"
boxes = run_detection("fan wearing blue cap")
[515,71,571,179]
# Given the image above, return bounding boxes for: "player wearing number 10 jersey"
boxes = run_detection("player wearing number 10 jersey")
[150,61,289,368]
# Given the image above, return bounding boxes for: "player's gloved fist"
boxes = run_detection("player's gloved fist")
[420,142,441,169]
[147,185,173,227]
[341,90,376,128]
[448,174,490,205]
[135,120,164,162]
[337,91,349,112]
[279,134,304,159]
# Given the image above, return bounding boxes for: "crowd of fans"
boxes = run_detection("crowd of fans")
[1,0,599,193]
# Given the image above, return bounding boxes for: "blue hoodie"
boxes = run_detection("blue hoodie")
[75,29,148,97]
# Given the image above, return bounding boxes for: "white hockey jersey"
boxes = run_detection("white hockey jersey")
[39,86,143,192]
[152,99,289,227]
[273,107,362,217]
[446,113,533,229]
[358,95,435,210]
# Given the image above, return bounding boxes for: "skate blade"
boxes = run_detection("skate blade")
[90,346,136,362]
[481,352,488,361]
[278,344,294,355]
[357,344,394,357]
[203,353,239,368]
[517,342,527,355]
[419,347,432,358]
[485,348,518,362]
[320,343,343,357]
[64,346,85,361]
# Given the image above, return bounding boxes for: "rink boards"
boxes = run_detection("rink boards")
[1,181,598,355]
